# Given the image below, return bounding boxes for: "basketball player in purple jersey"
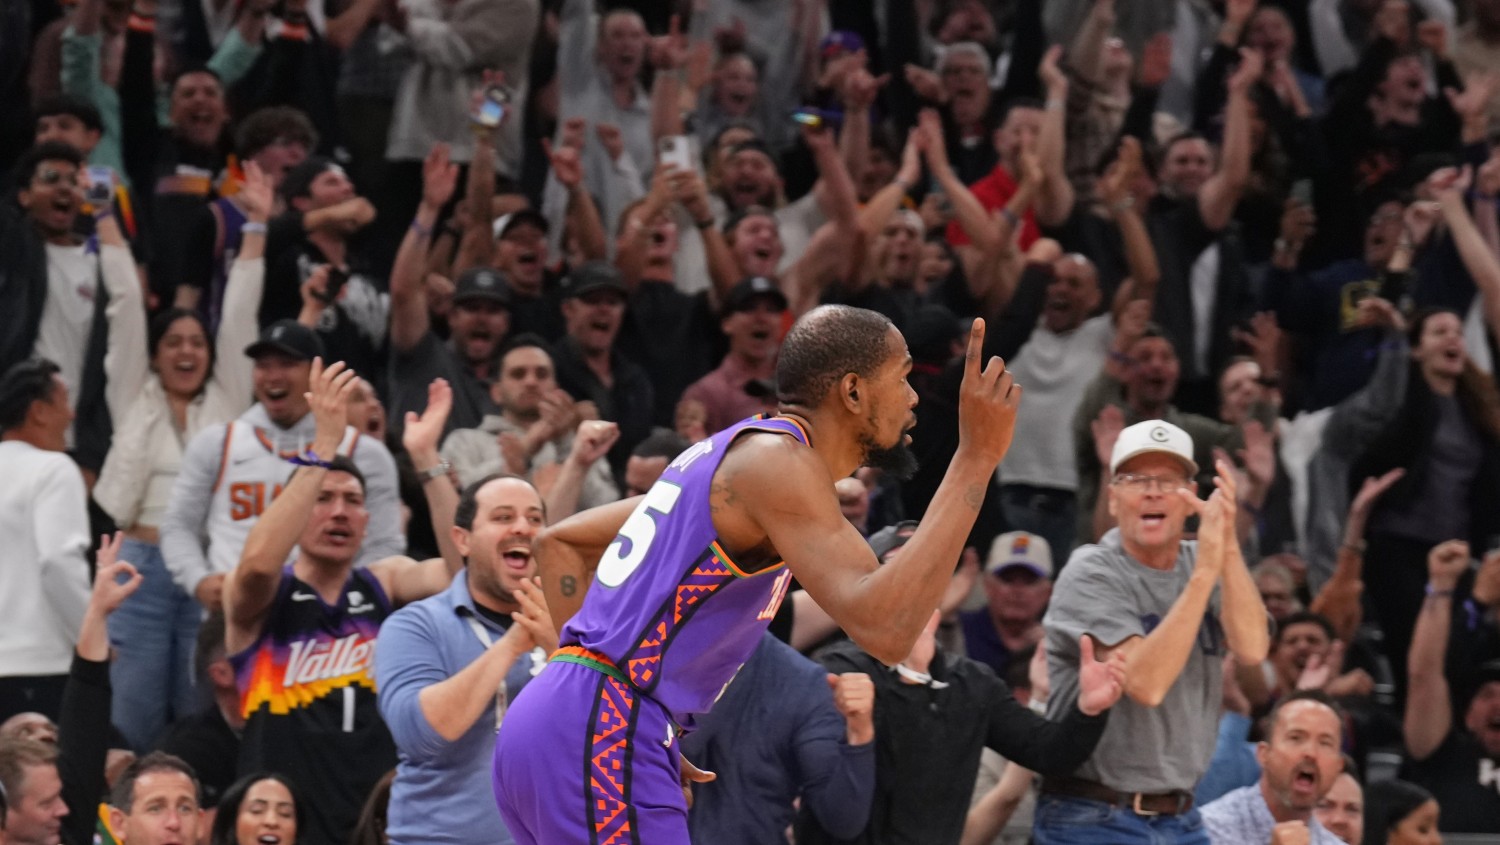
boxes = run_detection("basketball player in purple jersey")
[493,305,1127,844]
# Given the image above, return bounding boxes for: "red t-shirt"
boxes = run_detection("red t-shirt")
[944,162,1040,250]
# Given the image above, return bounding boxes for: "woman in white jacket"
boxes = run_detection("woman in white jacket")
[92,163,272,751]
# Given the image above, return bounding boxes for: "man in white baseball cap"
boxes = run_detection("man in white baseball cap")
[1034,420,1270,844]
[959,531,1054,678]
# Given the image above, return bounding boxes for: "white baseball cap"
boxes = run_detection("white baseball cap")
[985,531,1053,579]
[1109,419,1197,477]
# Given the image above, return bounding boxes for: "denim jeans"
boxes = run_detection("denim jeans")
[997,484,1078,564]
[107,537,202,751]
[1032,795,1210,845]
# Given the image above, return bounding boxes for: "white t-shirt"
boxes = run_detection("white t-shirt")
[36,243,99,444]
[999,314,1114,490]
[1188,243,1220,379]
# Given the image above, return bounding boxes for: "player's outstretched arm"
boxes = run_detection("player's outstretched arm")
[751,321,1021,664]
[535,494,644,634]
[224,359,356,653]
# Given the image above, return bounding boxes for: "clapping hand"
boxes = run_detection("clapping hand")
[306,358,358,460]
[1076,635,1127,715]
[402,378,453,464]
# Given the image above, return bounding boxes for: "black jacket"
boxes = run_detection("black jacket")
[797,640,1108,845]
[0,202,113,470]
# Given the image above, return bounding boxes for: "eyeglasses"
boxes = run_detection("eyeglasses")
[36,166,78,187]
[1112,473,1189,493]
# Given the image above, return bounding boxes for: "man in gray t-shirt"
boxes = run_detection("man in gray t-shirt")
[1035,420,1270,845]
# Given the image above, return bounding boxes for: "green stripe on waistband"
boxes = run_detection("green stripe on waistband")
[551,652,630,685]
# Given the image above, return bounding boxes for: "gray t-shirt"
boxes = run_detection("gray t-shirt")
[1044,528,1226,793]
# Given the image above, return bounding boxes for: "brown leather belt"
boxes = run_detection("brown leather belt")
[1041,776,1195,816]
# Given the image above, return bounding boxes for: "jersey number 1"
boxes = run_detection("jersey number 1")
[597,482,683,587]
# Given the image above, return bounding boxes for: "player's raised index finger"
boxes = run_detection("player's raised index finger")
[965,318,986,380]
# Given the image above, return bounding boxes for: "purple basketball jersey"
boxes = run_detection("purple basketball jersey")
[560,416,806,725]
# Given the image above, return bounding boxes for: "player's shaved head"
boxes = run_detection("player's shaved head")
[776,305,895,407]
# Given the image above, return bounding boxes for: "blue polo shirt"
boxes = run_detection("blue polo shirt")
[374,573,543,845]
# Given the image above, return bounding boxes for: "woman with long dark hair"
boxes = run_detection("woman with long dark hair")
[211,773,303,845]
[1355,304,1500,686]
[1362,780,1441,845]
[91,163,271,750]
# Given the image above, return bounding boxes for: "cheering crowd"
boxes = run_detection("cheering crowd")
[3,0,1500,842]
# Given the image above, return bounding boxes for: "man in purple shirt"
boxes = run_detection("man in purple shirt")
[677,276,786,436]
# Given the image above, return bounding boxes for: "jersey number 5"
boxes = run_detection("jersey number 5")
[597,482,683,587]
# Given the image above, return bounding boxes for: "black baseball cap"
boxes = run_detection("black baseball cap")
[453,267,512,307]
[723,276,789,314]
[561,260,628,300]
[245,319,324,361]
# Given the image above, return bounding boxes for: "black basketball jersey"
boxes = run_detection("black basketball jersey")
[230,565,397,845]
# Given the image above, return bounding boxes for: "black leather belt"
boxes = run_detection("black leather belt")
[1041,776,1195,816]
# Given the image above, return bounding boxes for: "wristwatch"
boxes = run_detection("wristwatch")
[417,460,452,483]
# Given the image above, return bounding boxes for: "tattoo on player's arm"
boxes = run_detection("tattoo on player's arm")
[560,575,577,596]
[708,478,738,514]
[964,483,985,511]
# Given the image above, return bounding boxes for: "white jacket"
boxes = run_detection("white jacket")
[93,257,262,529]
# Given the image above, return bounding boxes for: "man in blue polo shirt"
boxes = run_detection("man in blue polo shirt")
[373,471,558,845]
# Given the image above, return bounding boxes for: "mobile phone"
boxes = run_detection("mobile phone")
[657,135,693,171]
[474,86,510,129]
[792,108,844,130]
[85,165,114,206]
[316,266,349,304]
[1290,178,1313,207]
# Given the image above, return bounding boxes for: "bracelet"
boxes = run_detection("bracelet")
[241,221,268,235]
[1045,98,1064,112]
[1109,197,1135,214]
[999,207,1020,229]
[1425,583,1455,598]
[287,450,334,469]
[410,219,433,238]
[693,216,714,230]
[417,460,452,482]
[1341,538,1367,553]
[93,206,115,222]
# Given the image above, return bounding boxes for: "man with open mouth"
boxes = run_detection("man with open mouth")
[221,364,470,845]
[1200,691,1348,844]
[1037,420,1270,844]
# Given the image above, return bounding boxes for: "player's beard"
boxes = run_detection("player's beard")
[860,431,919,481]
